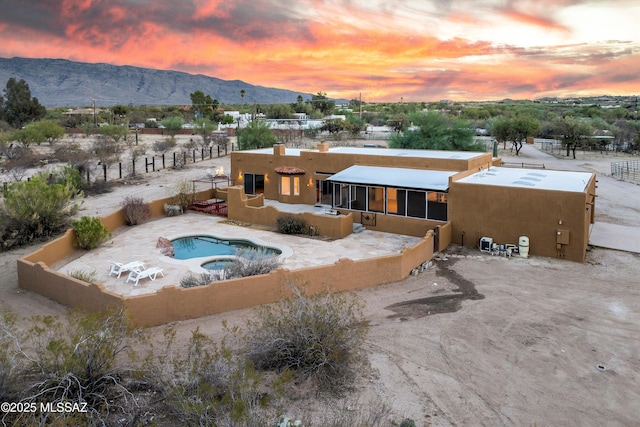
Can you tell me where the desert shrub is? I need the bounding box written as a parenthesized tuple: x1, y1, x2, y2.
(149, 327, 273, 426)
(180, 272, 215, 288)
(152, 137, 177, 153)
(121, 195, 151, 226)
(72, 216, 111, 250)
(0, 171, 80, 250)
(312, 396, 393, 427)
(224, 248, 281, 279)
(276, 215, 307, 235)
(0, 311, 23, 400)
(3, 308, 141, 426)
(244, 285, 368, 392)
(169, 179, 195, 212)
(68, 269, 97, 284)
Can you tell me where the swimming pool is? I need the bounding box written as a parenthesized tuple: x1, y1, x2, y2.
(171, 235, 282, 260)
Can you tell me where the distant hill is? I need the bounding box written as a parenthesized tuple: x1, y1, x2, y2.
(0, 57, 315, 108)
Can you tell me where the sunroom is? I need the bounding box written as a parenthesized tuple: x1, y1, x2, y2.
(326, 165, 456, 222)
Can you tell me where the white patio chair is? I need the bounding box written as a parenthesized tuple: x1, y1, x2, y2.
(125, 267, 164, 286)
(108, 261, 145, 278)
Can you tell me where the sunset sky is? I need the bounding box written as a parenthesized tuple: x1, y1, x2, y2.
(1, 0, 639, 102)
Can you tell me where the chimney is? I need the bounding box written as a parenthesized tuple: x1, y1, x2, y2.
(318, 141, 329, 152)
(273, 143, 285, 156)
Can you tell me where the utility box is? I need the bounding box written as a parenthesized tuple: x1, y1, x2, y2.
(480, 237, 493, 252)
(556, 229, 570, 245)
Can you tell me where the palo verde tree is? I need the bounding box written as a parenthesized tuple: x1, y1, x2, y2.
(0, 78, 46, 129)
(160, 115, 184, 141)
(237, 119, 278, 150)
(389, 111, 484, 151)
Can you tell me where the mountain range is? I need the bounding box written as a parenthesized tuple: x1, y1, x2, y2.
(0, 57, 315, 108)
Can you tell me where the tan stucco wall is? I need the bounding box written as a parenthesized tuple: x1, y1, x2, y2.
(448, 176, 596, 262)
(18, 192, 435, 327)
(226, 186, 354, 238)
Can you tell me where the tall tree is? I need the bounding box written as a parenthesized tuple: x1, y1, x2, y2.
(237, 119, 277, 150)
(160, 116, 185, 140)
(554, 117, 594, 159)
(0, 78, 46, 128)
(310, 92, 335, 116)
(190, 90, 219, 121)
(489, 115, 541, 155)
(389, 111, 483, 151)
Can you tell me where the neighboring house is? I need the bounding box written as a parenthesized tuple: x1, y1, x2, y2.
(230, 142, 596, 262)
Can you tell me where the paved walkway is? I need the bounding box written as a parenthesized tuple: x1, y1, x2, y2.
(590, 222, 640, 254)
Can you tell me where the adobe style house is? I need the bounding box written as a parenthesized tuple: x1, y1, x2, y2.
(230, 142, 597, 262)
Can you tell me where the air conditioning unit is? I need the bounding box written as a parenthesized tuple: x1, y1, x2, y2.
(480, 237, 493, 252)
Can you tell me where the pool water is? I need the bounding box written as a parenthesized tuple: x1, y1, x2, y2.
(201, 259, 235, 270)
(171, 235, 282, 260)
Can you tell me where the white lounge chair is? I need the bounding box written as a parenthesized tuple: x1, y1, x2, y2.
(108, 261, 145, 278)
(125, 267, 164, 286)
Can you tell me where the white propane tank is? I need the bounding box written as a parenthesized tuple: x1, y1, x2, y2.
(519, 236, 530, 258)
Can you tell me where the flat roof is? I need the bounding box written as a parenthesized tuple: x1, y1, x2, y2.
(456, 167, 593, 192)
(326, 165, 457, 192)
(244, 146, 486, 160)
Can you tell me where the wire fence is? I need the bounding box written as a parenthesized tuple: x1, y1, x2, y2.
(611, 160, 640, 183)
(87, 144, 230, 182)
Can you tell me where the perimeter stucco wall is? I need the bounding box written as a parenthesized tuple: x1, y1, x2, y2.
(448, 175, 596, 262)
(18, 191, 434, 327)
(231, 145, 495, 206)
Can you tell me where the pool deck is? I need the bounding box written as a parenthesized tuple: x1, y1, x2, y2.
(57, 212, 422, 297)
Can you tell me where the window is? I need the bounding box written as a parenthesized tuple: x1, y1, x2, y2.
(350, 185, 367, 210)
(427, 192, 448, 221)
(281, 176, 290, 195)
(387, 188, 406, 216)
(243, 173, 264, 195)
(368, 186, 385, 212)
(407, 190, 426, 218)
(293, 176, 300, 196)
(280, 176, 300, 196)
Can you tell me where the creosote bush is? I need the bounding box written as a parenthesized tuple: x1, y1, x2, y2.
(68, 269, 97, 284)
(121, 195, 151, 226)
(244, 284, 369, 392)
(72, 215, 111, 250)
(1, 308, 141, 426)
(276, 215, 307, 235)
(224, 248, 282, 279)
(180, 272, 215, 288)
(169, 179, 195, 212)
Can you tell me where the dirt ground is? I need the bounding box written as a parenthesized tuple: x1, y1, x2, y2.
(1, 137, 639, 426)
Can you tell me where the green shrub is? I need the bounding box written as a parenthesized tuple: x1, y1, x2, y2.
(400, 418, 417, 427)
(71, 216, 111, 250)
(276, 215, 307, 234)
(245, 285, 368, 392)
(121, 195, 151, 226)
(0, 172, 80, 250)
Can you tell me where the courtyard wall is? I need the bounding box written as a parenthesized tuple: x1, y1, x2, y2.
(18, 190, 438, 327)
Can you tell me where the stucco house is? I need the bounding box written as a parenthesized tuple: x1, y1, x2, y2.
(230, 142, 596, 262)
